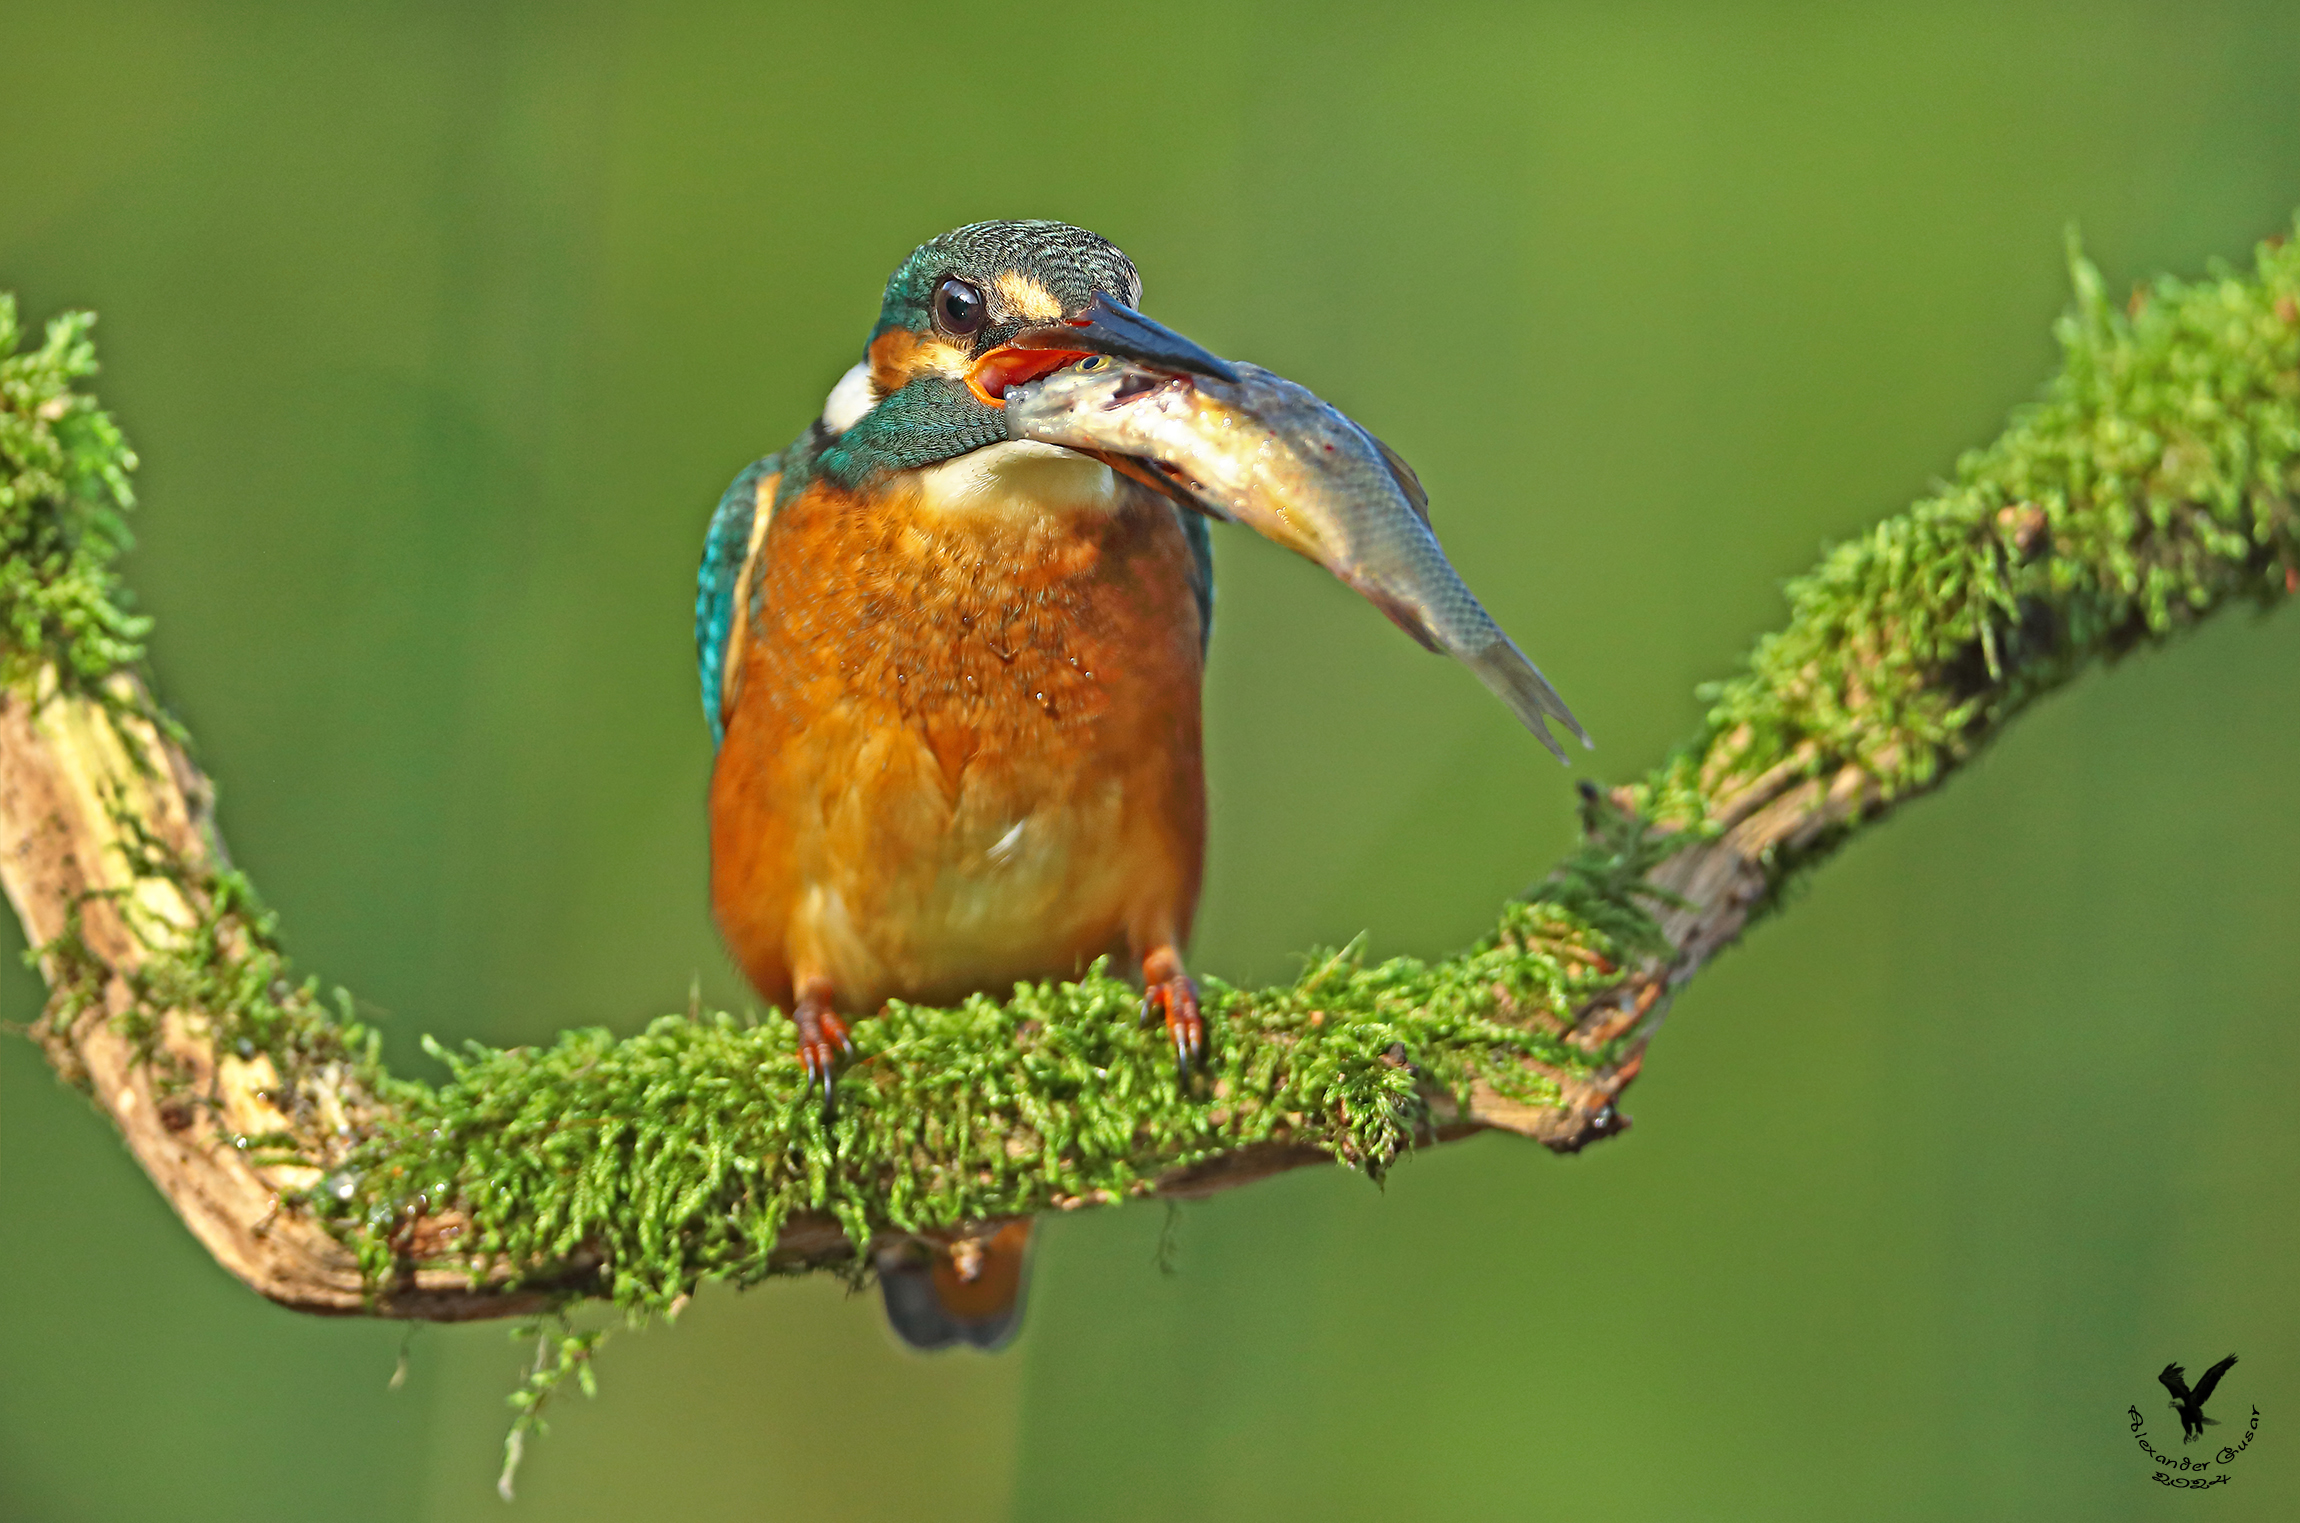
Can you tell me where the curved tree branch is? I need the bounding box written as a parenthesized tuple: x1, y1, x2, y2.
(2, 230, 2295, 1331)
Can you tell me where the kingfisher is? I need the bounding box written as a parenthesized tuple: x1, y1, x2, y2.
(695, 221, 1233, 1349)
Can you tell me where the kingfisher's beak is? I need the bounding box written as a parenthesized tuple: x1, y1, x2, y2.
(967, 293, 1238, 405)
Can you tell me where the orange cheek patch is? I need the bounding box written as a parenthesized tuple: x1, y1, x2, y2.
(869, 329, 969, 395)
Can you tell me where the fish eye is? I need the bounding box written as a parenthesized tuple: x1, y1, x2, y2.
(932, 277, 987, 337)
(1075, 355, 1112, 372)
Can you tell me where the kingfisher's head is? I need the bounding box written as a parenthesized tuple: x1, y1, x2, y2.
(810, 220, 1233, 488)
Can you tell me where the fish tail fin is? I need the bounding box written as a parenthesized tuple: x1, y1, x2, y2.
(876, 1220, 1034, 1353)
(1464, 639, 1591, 764)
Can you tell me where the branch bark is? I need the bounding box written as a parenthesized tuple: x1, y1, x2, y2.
(3, 230, 2296, 1324)
(0, 674, 544, 1316)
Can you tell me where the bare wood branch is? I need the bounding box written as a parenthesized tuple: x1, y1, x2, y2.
(0, 674, 549, 1317)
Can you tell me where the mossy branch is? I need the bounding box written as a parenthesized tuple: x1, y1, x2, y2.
(2, 230, 2296, 1330)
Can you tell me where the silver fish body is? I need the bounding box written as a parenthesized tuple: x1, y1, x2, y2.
(1004, 359, 1588, 760)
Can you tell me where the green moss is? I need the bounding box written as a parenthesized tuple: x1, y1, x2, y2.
(0, 297, 147, 689)
(1641, 226, 2300, 839)
(31, 808, 393, 1161)
(499, 1318, 604, 1501)
(319, 893, 1631, 1310)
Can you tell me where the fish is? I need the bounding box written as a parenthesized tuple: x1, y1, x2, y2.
(1001, 356, 1589, 761)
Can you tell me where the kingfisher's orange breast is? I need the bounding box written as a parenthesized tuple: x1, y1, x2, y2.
(708, 451, 1206, 1013)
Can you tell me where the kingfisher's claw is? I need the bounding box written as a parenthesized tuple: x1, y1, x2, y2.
(794, 1002, 852, 1118)
(1141, 975, 1205, 1078)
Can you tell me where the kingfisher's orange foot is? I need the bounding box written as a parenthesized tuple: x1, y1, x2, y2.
(1141, 974, 1205, 1078)
(793, 994, 852, 1114)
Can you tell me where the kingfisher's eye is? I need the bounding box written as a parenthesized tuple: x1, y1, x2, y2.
(932, 277, 987, 337)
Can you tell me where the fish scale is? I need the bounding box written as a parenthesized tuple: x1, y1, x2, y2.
(1004, 359, 1589, 761)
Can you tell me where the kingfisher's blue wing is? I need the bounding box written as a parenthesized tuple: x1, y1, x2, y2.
(696, 454, 781, 747)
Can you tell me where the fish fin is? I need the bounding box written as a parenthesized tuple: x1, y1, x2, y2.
(1366, 587, 1446, 653)
(1091, 448, 1231, 523)
(1363, 431, 1431, 524)
(1462, 638, 1591, 763)
(876, 1221, 1033, 1353)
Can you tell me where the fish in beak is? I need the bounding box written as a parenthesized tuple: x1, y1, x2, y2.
(1002, 357, 1591, 762)
(967, 292, 1239, 406)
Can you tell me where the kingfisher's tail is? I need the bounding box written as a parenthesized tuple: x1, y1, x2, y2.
(876, 1220, 1033, 1352)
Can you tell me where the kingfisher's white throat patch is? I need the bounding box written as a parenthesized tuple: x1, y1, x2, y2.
(820, 362, 879, 435)
(913, 440, 1122, 519)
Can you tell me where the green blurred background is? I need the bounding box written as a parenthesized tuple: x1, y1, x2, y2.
(5, 2, 2298, 1518)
